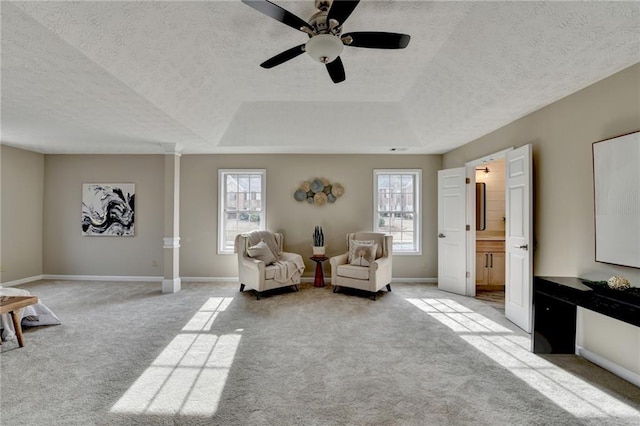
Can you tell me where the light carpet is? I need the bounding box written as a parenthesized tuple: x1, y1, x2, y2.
(1, 280, 639, 425)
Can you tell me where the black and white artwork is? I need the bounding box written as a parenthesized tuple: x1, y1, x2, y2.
(82, 183, 135, 236)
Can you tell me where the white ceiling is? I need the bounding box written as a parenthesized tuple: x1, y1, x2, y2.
(2, 1, 639, 155)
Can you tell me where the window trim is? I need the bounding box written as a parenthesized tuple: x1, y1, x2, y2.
(373, 169, 421, 255)
(218, 169, 266, 254)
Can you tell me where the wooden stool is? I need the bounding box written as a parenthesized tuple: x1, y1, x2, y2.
(0, 295, 38, 347)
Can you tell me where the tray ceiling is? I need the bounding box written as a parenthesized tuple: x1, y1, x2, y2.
(2, 1, 639, 154)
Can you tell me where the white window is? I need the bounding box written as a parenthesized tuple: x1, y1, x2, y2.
(374, 169, 421, 254)
(218, 169, 266, 253)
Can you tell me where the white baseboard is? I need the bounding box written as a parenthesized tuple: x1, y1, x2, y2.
(176, 277, 437, 285)
(186, 277, 319, 284)
(392, 278, 437, 284)
(42, 274, 163, 282)
(4, 275, 438, 286)
(1, 275, 44, 287)
(181, 277, 239, 283)
(576, 345, 640, 387)
(298, 277, 436, 284)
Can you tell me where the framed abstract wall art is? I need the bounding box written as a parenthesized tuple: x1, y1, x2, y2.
(82, 183, 135, 236)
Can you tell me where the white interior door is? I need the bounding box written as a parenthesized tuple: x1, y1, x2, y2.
(438, 168, 467, 295)
(505, 144, 533, 332)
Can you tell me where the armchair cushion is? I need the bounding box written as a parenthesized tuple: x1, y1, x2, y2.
(348, 239, 375, 263)
(236, 231, 305, 299)
(350, 243, 378, 267)
(331, 232, 392, 298)
(247, 239, 277, 265)
(337, 264, 371, 280)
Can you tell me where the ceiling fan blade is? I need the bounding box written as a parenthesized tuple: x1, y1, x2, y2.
(327, 0, 360, 26)
(242, 0, 312, 33)
(260, 44, 306, 69)
(342, 32, 411, 49)
(326, 57, 346, 84)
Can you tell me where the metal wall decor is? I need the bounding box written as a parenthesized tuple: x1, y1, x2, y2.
(294, 178, 344, 205)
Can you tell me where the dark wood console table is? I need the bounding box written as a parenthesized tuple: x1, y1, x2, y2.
(533, 276, 640, 354)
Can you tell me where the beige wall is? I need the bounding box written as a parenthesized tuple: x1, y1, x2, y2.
(43, 155, 165, 277)
(578, 308, 640, 377)
(443, 63, 640, 284)
(35, 153, 440, 280)
(0, 145, 44, 283)
(443, 62, 640, 375)
(180, 154, 441, 279)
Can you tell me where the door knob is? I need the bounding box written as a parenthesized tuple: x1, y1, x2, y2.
(438, 233, 446, 238)
(514, 244, 529, 250)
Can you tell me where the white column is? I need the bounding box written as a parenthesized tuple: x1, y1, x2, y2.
(0, 145, 3, 284)
(163, 145, 181, 293)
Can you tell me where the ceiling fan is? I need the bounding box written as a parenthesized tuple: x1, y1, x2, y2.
(241, 0, 411, 83)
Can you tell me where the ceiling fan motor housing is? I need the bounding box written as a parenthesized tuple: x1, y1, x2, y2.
(308, 10, 341, 36)
(306, 1, 343, 64)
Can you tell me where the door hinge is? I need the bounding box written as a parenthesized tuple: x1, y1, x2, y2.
(466, 224, 470, 231)
(465, 177, 470, 184)
(466, 271, 470, 278)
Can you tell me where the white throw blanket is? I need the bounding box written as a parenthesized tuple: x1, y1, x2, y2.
(273, 252, 305, 284)
(1, 287, 61, 341)
(234, 232, 305, 284)
(244, 230, 282, 259)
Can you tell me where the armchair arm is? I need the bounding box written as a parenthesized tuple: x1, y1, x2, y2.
(371, 255, 391, 271)
(370, 255, 392, 289)
(240, 255, 265, 270)
(330, 253, 349, 286)
(329, 253, 348, 268)
(238, 254, 266, 290)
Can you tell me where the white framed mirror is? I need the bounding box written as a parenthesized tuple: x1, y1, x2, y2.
(476, 182, 486, 231)
(592, 131, 640, 268)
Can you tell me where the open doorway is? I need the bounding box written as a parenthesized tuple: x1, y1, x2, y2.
(474, 158, 506, 312)
(440, 145, 532, 332)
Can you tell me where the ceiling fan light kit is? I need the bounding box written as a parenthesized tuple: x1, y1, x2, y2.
(305, 34, 344, 64)
(242, 0, 411, 83)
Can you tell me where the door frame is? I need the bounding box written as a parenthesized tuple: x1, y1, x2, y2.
(464, 148, 514, 297)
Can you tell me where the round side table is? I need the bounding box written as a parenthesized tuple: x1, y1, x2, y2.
(310, 255, 329, 287)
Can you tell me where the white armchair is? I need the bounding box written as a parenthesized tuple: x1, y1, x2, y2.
(330, 232, 393, 300)
(236, 231, 305, 300)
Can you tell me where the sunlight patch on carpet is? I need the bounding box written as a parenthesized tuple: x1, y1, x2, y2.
(406, 298, 640, 422)
(111, 297, 240, 417)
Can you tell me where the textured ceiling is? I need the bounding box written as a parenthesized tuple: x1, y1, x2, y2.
(1, 1, 639, 154)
